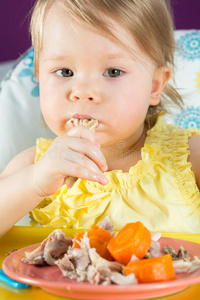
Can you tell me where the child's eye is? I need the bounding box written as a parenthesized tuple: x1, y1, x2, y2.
(56, 69, 74, 77)
(104, 68, 123, 78)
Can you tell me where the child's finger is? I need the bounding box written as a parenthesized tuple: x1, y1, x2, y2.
(67, 126, 96, 143)
(59, 160, 108, 185)
(63, 148, 105, 175)
(67, 126, 104, 166)
(66, 137, 108, 172)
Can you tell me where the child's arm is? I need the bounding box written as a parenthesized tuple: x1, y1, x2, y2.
(1, 147, 36, 178)
(0, 126, 107, 237)
(0, 147, 44, 237)
(188, 135, 200, 189)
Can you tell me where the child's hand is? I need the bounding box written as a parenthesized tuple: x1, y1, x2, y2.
(32, 126, 108, 197)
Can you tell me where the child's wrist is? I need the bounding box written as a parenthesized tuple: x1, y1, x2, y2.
(29, 165, 48, 200)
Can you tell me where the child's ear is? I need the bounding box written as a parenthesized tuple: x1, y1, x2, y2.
(150, 66, 171, 106)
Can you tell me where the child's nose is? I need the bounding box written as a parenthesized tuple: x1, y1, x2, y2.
(69, 82, 101, 103)
(70, 91, 94, 102)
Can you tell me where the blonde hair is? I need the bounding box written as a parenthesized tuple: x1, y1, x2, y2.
(30, 0, 182, 128)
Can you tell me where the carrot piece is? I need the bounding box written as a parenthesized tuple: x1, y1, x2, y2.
(72, 232, 85, 248)
(73, 225, 113, 260)
(107, 221, 151, 265)
(123, 254, 176, 283)
(90, 225, 114, 260)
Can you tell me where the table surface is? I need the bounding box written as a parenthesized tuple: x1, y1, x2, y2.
(0, 226, 200, 300)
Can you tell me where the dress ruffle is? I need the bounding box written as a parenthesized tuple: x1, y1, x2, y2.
(144, 112, 200, 220)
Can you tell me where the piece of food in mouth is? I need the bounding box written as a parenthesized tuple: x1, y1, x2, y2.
(68, 118, 98, 132)
(107, 221, 152, 265)
(123, 254, 176, 283)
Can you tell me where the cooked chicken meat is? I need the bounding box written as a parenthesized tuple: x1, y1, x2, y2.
(22, 229, 73, 265)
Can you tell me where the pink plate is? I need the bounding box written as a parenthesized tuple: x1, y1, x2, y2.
(2, 237, 200, 300)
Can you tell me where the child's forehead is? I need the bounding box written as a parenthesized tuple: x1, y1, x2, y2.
(45, 3, 125, 36)
(43, 3, 143, 59)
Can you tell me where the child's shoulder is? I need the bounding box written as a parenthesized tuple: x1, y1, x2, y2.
(0, 146, 36, 178)
(188, 134, 200, 190)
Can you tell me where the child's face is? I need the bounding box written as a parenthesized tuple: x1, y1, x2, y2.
(38, 4, 160, 148)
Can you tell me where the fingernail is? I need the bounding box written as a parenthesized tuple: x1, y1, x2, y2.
(95, 141, 101, 149)
(101, 164, 108, 172)
(101, 176, 109, 185)
(93, 174, 108, 185)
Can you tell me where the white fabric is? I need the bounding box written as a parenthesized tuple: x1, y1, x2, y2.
(0, 60, 15, 82)
(0, 49, 55, 172)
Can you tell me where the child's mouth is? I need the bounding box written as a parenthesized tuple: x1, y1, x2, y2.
(67, 117, 99, 132)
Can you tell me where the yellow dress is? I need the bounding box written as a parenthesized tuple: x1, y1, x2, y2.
(30, 112, 200, 233)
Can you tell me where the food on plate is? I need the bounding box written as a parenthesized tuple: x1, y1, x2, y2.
(73, 225, 113, 261)
(6, 249, 18, 256)
(123, 254, 175, 283)
(161, 245, 190, 261)
(171, 257, 200, 273)
(22, 229, 73, 265)
(21, 217, 200, 285)
(161, 244, 200, 273)
(107, 221, 151, 264)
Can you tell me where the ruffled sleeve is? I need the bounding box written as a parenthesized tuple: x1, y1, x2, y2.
(31, 175, 112, 228)
(144, 112, 200, 220)
(35, 138, 54, 162)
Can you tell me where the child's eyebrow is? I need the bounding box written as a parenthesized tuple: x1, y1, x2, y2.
(107, 51, 138, 61)
(44, 53, 128, 62)
(42, 53, 134, 65)
(44, 55, 70, 62)
(106, 53, 127, 59)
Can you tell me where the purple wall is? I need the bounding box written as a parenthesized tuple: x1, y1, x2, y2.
(0, 0, 200, 62)
(0, 0, 36, 62)
(172, 0, 200, 30)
